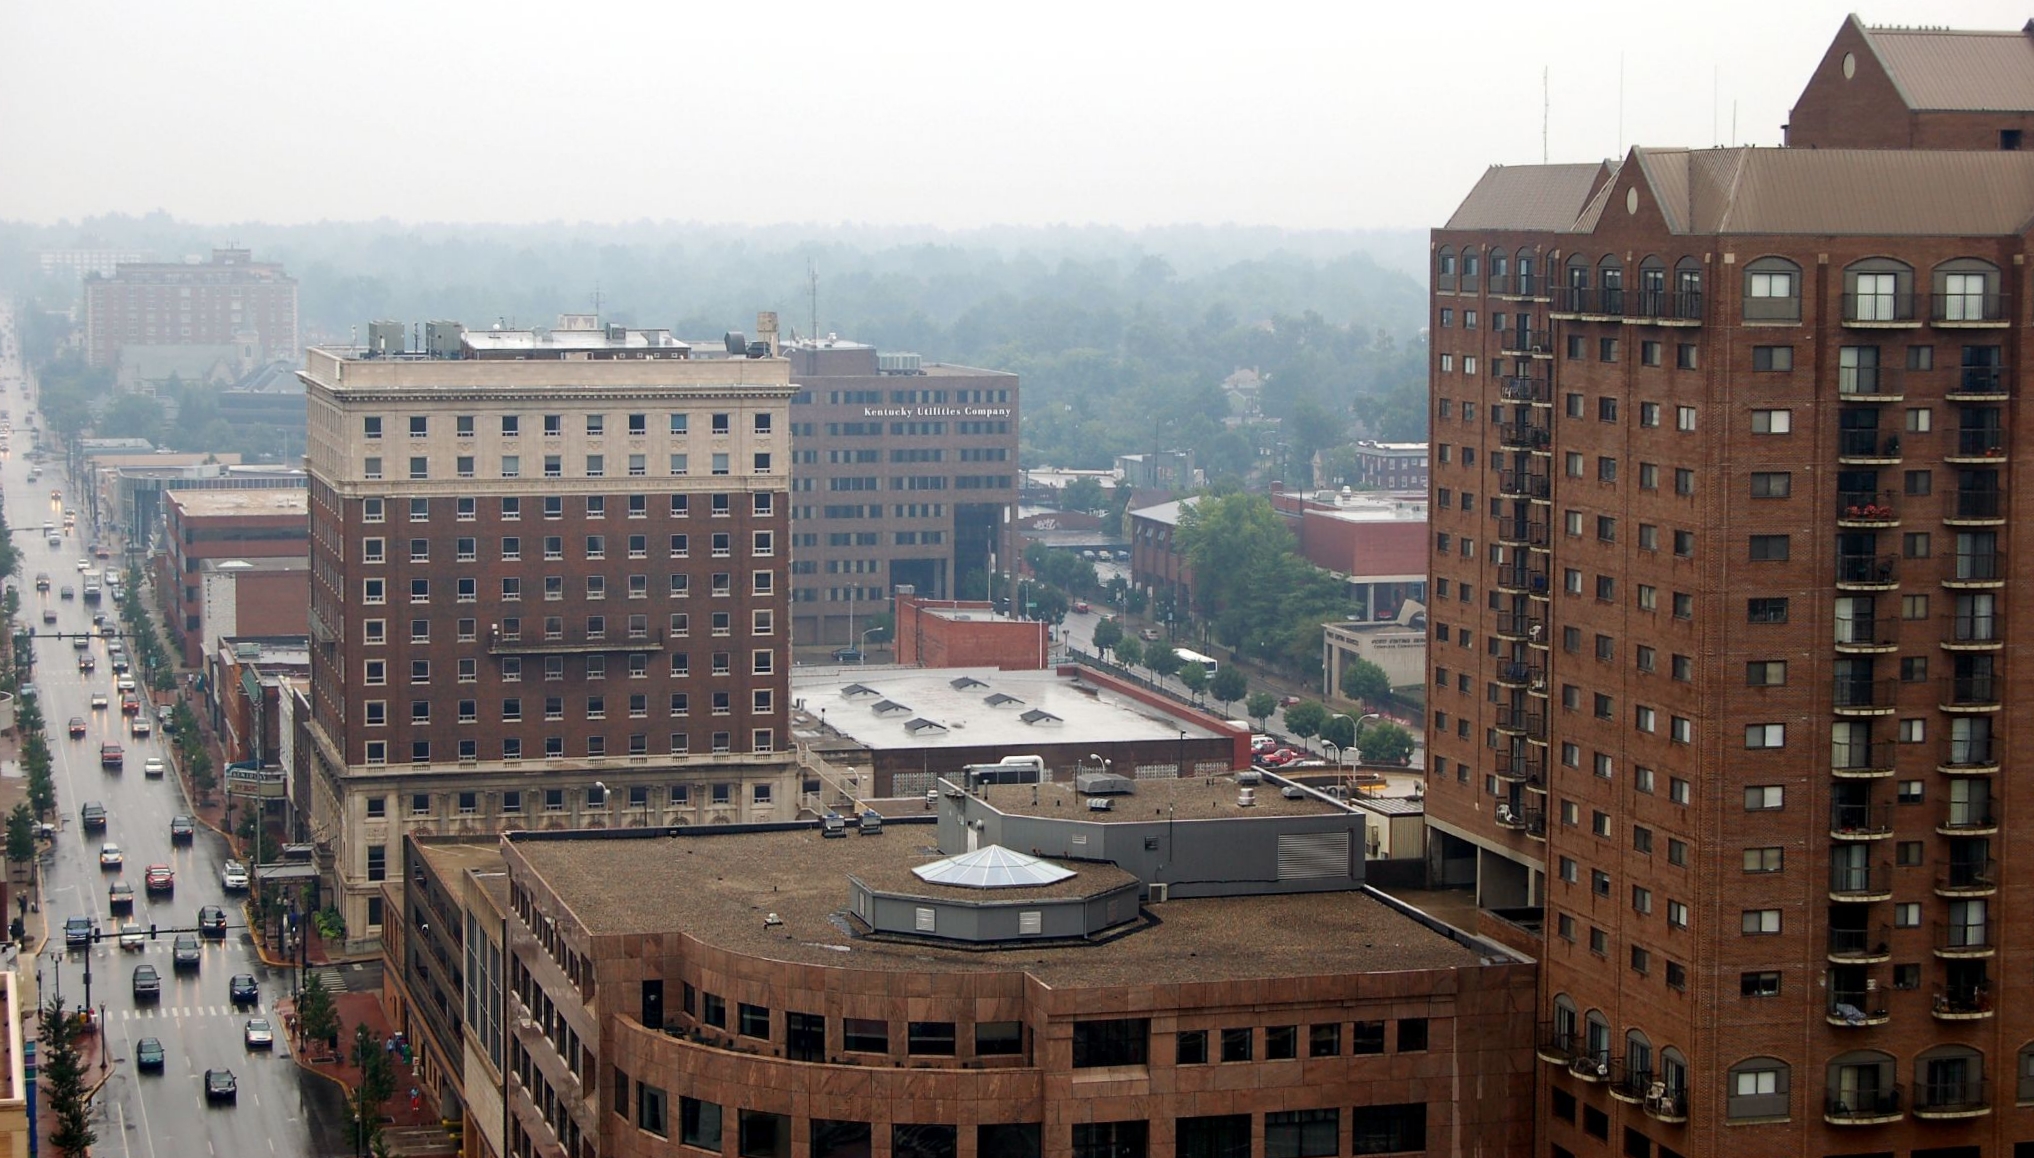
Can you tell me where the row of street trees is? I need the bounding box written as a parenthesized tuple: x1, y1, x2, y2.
(40, 994, 94, 1155)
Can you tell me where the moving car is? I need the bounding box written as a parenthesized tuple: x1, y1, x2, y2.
(66, 716, 85, 738)
(98, 842, 122, 869)
(107, 880, 134, 914)
(120, 922, 145, 950)
(56, 585, 71, 600)
(75, 654, 93, 673)
(242, 1018, 274, 1050)
(220, 861, 249, 891)
(1139, 627, 1162, 641)
(119, 693, 138, 714)
(832, 648, 863, 663)
(135, 1038, 164, 1072)
(89, 692, 107, 710)
(32, 572, 47, 592)
(99, 743, 123, 770)
(169, 815, 194, 842)
(144, 757, 164, 778)
(144, 864, 174, 893)
(79, 802, 106, 830)
(203, 1069, 236, 1104)
(131, 964, 161, 1002)
(64, 916, 92, 947)
(171, 934, 201, 971)
(129, 716, 151, 738)
(229, 974, 258, 1006)
(1073, 599, 1091, 612)
(199, 905, 228, 939)
(39, 608, 54, 624)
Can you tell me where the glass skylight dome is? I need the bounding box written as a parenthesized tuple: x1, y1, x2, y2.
(912, 845, 1076, 889)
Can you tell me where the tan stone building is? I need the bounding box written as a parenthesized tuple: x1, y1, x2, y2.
(302, 316, 803, 948)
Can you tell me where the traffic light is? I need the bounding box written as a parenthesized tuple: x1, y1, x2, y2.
(148, 923, 157, 940)
(91, 929, 101, 944)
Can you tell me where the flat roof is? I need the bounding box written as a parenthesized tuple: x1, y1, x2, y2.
(200, 557, 307, 573)
(984, 772, 1345, 823)
(514, 827, 1485, 984)
(166, 489, 308, 517)
(414, 840, 509, 881)
(793, 666, 1229, 752)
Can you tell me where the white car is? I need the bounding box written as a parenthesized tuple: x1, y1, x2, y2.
(142, 757, 164, 778)
(243, 1018, 274, 1050)
(221, 861, 249, 891)
(89, 692, 108, 710)
(98, 843, 123, 869)
(129, 717, 152, 738)
(115, 676, 135, 694)
(119, 922, 145, 950)
(75, 559, 89, 572)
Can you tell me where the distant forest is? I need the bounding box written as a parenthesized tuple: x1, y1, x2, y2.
(0, 216, 1432, 478)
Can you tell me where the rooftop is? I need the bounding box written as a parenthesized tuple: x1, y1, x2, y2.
(982, 771, 1345, 824)
(166, 489, 308, 518)
(512, 826, 1486, 984)
(1859, 16, 2034, 112)
(794, 666, 1228, 752)
(413, 839, 509, 883)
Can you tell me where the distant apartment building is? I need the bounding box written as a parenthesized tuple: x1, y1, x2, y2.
(156, 488, 310, 665)
(82, 247, 298, 369)
(1341, 441, 1429, 491)
(1117, 450, 1196, 493)
(35, 248, 147, 280)
(301, 316, 802, 945)
(784, 337, 1018, 646)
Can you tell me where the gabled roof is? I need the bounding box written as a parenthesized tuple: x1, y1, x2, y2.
(1634, 146, 2034, 236)
(1442, 162, 1612, 232)
(1860, 17, 2034, 112)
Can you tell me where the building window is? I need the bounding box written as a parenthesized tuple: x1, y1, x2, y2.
(1350, 1104, 1426, 1156)
(1219, 1027, 1252, 1063)
(1726, 1059, 1789, 1119)
(1265, 1110, 1338, 1158)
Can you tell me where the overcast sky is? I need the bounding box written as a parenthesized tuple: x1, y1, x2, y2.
(2, 0, 2027, 231)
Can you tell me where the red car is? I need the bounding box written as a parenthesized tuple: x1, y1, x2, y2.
(67, 716, 86, 738)
(144, 865, 174, 893)
(120, 695, 139, 716)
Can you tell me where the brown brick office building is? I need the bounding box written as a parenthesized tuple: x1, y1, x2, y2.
(784, 338, 1018, 647)
(301, 318, 804, 947)
(82, 247, 298, 369)
(1422, 17, 2034, 1158)
(156, 488, 310, 664)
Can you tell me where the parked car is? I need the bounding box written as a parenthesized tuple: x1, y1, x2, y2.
(1139, 627, 1161, 641)
(1073, 599, 1091, 613)
(203, 1069, 236, 1103)
(832, 648, 863, 663)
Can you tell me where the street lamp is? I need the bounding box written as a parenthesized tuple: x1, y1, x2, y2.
(860, 626, 880, 663)
(1326, 713, 1353, 771)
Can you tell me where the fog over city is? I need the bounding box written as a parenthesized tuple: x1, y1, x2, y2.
(2, 0, 2026, 229)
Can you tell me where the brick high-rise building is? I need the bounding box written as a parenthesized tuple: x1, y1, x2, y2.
(301, 316, 802, 945)
(783, 338, 1017, 646)
(1423, 17, 2034, 1158)
(83, 247, 298, 368)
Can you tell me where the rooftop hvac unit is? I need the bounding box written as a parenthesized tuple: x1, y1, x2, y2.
(1086, 798, 1114, 811)
(1281, 785, 1306, 800)
(878, 352, 923, 374)
(366, 320, 404, 357)
(1148, 883, 1170, 903)
(1236, 770, 1262, 786)
(424, 320, 464, 357)
(724, 331, 747, 355)
(1237, 788, 1256, 808)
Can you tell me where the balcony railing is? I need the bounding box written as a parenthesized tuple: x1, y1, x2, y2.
(1824, 1084, 1902, 1122)
(1495, 609, 1547, 639)
(1500, 376, 1549, 404)
(1842, 292, 1918, 324)
(1552, 286, 1594, 314)
(1494, 562, 1550, 595)
(487, 627, 666, 655)
(1496, 803, 1546, 835)
(1914, 1078, 1989, 1116)
(1949, 491, 2004, 520)
(1831, 801, 1894, 838)
(1937, 858, 1997, 894)
(1832, 677, 1899, 713)
(1493, 749, 1544, 785)
(1628, 288, 1703, 322)
(1835, 553, 1897, 587)
(1944, 675, 2001, 709)
(1828, 862, 1892, 899)
(1953, 428, 2007, 458)
(1495, 660, 1545, 688)
(1534, 1022, 1579, 1065)
(1930, 987, 1993, 1020)
(1832, 740, 1896, 777)
(1950, 366, 2008, 397)
(1837, 365, 1903, 398)
(1942, 740, 1996, 771)
(1499, 329, 1552, 355)
(1609, 1062, 1652, 1103)
(1643, 1084, 1689, 1123)
(1837, 491, 1898, 524)
(1936, 922, 1992, 956)
(1948, 614, 2001, 644)
(1827, 925, 1891, 962)
(1497, 467, 1550, 498)
(1827, 991, 1892, 1027)
(1833, 618, 1896, 651)
(1932, 293, 2009, 324)
(1496, 519, 1549, 547)
(1495, 706, 1545, 736)
(1497, 417, 1552, 450)
(1948, 551, 2001, 584)
(1837, 431, 1901, 460)
(1938, 801, 1996, 832)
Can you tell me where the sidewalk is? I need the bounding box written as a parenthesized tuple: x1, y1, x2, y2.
(275, 987, 457, 1156)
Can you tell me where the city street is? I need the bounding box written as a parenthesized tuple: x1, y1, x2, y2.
(3, 311, 355, 1155)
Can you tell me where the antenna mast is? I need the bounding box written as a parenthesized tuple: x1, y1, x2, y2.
(1542, 67, 1549, 163)
(591, 281, 605, 316)
(807, 259, 819, 341)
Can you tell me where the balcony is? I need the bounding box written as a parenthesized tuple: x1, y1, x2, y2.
(1935, 922, 1993, 958)
(1494, 660, 1545, 690)
(1938, 743, 1998, 776)
(1494, 705, 1545, 737)
(1936, 859, 1997, 897)
(1837, 365, 1904, 402)
(1824, 1085, 1903, 1124)
(1643, 1085, 1690, 1124)
(1832, 741, 1896, 778)
(1914, 1078, 1991, 1117)
(1500, 376, 1550, 404)
(1497, 416, 1552, 450)
(1608, 1062, 1650, 1103)
(1836, 431, 1902, 463)
(1947, 366, 2008, 399)
(1490, 273, 1543, 300)
(1495, 518, 1549, 547)
(1932, 292, 2010, 326)
(1837, 491, 1899, 527)
(1944, 614, 2001, 649)
(1493, 749, 1545, 787)
(1842, 292, 1919, 326)
(1835, 553, 1898, 590)
(1937, 801, 1997, 836)
(1945, 490, 2005, 524)
(1569, 1052, 1611, 1082)
(1827, 925, 1892, 964)
(1627, 288, 1703, 324)
(1829, 862, 1893, 902)
(1945, 551, 2002, 588)
(1832, 677, 1899, 716)
(1550, 286, 1598, 316)
(1834, 618, 1898, 654)
(1946, 428, 2007, 463)
(1498, 328, 1552, 357)
(1929, 989, 1994, 1024)
(1941, 675, 2001, 712)
(1497, 467, 1551, 499)
(1494, 561, 1550, 597)
(1534, 1022, 1579, 1066)
(487, 627, 665, 655)
(1494, 608, 1547, 641)
(1826, 990, 1892, 1029)
(1830, 802, 1894, 840)
(1495, 802, 1545, 836)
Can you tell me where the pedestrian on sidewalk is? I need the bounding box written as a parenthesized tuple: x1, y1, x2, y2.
(409, 1087, 421, 1113)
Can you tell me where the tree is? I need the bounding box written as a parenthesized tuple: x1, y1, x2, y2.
(297, 971, 340, 1050)
(1145, 645, 1182, 683)
(1178, 663, 1208, 702)
(1091, 617, 1123, 657)
(1061, 476, 1106, 513)
(1283, 700, 1328, 746)
(1210, 667, 1247, 711)
(1343, 658, 1392, 706)
(6, 802, 35, 868)
(1357, 720, 1416, 766)
(350, 1022, 399, 1153)
(1319, 713, 1357, 754)
(1112, 637, 1141, 672)
(1244, 691, 1277, 728)
(41, 993, 94, 1157)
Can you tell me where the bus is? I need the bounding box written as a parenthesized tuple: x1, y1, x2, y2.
(1173, 647, 1219, 677)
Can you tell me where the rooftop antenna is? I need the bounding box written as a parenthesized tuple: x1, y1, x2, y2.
(1712, 66, 1719, 147)
(591, 282, 605, 317)
(807, 259, 819, 344)
(1541, 67, 1549, 164)
(1732, 100, 1738, 147)
(1617, 52, 1625, 156)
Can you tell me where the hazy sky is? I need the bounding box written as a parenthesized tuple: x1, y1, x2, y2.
(3, 0, 2028, 231)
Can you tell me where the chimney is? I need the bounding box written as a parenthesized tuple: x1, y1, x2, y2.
(756, 311, 779, 356)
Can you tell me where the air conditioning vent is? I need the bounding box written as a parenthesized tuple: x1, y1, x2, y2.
(1148, 883, 1170, 904)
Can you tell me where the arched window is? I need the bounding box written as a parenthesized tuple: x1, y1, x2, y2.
(1515, 249, 1538, 296)
(1843, 257, 1915, 323)
(1727, 1056, 1790, 1120)
(1598, 257, 1626, 314)
(1461, 247, 1482, 289)
(1916, 1045, 1984, 1114)
(1743, 256, 1802, 323)
(1826, 1050, 1897, 1121)
(1582, 1010, 1611, 1071)
(1635, 257, 1667, 316)
(1550, 995, 1578, 1053)
(1561, 255, 1591, 312)
(1933, 258, 2003, 323)
(1623, 1030, 1653, 1096)
(1654, 1048, 1689, 1119)
(2016, 1042, 2034, 1103)
(1673, 257, 1704, 319)
(1436, 247, 1457, 288)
